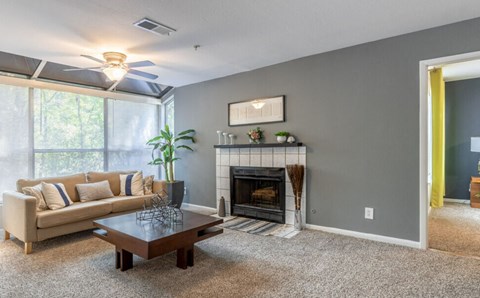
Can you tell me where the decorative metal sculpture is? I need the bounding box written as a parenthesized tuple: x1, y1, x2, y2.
(136, 190, 183, 224)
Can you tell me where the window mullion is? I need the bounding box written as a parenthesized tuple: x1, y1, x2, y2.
(104, 98, 108, 172)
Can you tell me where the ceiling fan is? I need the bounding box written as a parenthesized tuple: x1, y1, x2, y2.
(63, 52, 158, 81)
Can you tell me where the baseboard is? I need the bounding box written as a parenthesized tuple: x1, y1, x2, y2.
(305, 224, 421, 249)
(182, 203, 217, 213)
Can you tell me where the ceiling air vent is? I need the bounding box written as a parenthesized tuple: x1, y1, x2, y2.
(133, 18, 176, 36)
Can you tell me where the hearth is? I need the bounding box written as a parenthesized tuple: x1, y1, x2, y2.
(230, 166, 285, 223)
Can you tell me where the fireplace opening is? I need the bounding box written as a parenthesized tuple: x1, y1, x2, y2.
(230, 166, 285, 223)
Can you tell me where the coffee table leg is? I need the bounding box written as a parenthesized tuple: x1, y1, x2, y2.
(120, 249, 133, 271)
(115, 248, 121, 269)
(187, 245, 194, 267)
(177, 244, 194, 269)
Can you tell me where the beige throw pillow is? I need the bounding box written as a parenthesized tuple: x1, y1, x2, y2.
(143, 175, 154, 195)
(22, 184, 48, 212)
(76, 180, 114, 202)
(120, 171, 144, 196)
(41, 182, 73, 210)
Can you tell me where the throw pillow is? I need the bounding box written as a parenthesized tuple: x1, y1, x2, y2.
(120, 171, 144, 196)
(22, 184, 48, 212)
(143, 175, 154, 195)
(76, 180, 114, 202)
(41, 182, 74, 210)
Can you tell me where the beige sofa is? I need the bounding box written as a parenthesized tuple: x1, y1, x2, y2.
(2, 171, 166, 254)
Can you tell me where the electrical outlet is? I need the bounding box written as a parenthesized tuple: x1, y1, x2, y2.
(365, 207, 374, 220)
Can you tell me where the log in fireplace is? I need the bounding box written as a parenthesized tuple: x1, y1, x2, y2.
(230, 166, 285, 223)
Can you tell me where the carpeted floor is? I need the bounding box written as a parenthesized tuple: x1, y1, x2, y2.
(2, 226, 480, 297)
(429, 202, 480, 258)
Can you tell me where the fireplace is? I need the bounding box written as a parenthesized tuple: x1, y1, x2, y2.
(230, 166, 285, 223)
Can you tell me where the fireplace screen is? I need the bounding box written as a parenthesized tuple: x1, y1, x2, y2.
(230, 167, 285, 223)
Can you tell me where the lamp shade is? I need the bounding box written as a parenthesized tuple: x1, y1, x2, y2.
(103, 65, 127, 81)
(471, 137, 480, 152)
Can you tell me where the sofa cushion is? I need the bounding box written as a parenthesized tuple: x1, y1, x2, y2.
(120, 172, 144, 196)
(76, 180, 114, 202)
(17, 173, 86, 202)
(42, 182, 74, 210)
(37, 200, 113, 229)
(143, 175, 154, 195)
(86, 171, 135, 196)
(22, 184, 48, 211)
(102, 195, 154, 213)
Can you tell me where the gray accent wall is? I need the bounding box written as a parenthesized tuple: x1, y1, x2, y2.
(445, 78, 480, 200)
(174, 18, 480, 242)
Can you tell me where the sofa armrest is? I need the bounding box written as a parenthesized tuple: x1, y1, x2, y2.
(152, 180, 167, 194)
(2, 191, 37, 242)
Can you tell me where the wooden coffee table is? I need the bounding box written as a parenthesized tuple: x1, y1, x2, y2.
(93, 210, 223, 271)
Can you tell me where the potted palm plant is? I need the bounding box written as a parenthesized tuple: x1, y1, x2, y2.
(146, 124, 195, 208)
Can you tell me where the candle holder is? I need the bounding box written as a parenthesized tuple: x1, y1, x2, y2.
(223, 132, 228, 145)
(216, 131, 223, 145)
(229, 134, 235, 145)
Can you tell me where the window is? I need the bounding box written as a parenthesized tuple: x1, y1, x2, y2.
(33, 89, 104, 177)
(164, 97, 174, 132)
(0, 84, 29, 196)
(107, 99, 159, 176)
(0, 84, 161, 201)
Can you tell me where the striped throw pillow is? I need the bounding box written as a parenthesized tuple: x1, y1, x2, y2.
(120, 172, 144, 196)
(41, 182, 74, 210)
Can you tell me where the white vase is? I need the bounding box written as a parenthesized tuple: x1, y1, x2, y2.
(287, 136, 296, 143)
(277, 136, 287, 143)
(294, 209, 302, 231)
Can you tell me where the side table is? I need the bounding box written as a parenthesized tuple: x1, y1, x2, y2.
(470, 176, 480, 208)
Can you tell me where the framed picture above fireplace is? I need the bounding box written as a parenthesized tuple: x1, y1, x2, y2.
(228, 95, 285, 126)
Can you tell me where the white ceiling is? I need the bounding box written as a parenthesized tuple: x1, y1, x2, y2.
(2, 0, 480, 87)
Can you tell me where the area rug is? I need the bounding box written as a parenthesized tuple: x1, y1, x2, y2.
(219, 216, 299, 238)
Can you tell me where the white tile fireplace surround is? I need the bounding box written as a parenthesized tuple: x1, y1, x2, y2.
(215, 145, 306, 226)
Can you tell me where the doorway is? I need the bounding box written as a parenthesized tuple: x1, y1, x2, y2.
(420, 51, 480, 256)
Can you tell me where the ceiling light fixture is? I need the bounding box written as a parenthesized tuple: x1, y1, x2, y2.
(251, 100, 266, 109)
(103, 64, 128, 81)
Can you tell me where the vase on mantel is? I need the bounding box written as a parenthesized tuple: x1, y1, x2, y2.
(294, 209, 302, 231)
(249, 138, 261, 144)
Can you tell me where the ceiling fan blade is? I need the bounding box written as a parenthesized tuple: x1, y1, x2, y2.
(63, 67, 102, 72)
(128, 69, 158, 80)
(126, 60, 155, 68)
(80, 54, 105, 64)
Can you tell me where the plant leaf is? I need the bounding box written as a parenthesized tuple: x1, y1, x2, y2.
(176, 145, 193, 151)
(174, 136, 195, 143)
(178, 129, 195, 136)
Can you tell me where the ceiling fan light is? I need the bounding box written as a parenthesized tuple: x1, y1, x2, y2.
(251, 100, 266, 109)
(103, 65, 128, 81)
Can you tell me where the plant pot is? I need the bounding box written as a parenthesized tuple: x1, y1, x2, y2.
(166, 180, 185, 208)
(276, 136, 287, 143)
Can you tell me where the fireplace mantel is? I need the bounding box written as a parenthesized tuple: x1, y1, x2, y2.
(214, 142, 304, 148)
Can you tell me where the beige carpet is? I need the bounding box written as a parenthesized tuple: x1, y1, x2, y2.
(429, 202, 480, 258)
(2, 227, 480, 297)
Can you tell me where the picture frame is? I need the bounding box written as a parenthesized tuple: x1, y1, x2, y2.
(228, 95, 285, 126)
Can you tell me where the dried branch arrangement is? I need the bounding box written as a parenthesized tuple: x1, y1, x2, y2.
(286, 164, 305, 210)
